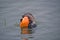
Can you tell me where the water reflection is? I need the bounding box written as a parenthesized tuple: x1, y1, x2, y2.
(21, 28, 34, 40)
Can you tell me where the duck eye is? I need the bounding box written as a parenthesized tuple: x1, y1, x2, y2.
(20, 19, 22, 22)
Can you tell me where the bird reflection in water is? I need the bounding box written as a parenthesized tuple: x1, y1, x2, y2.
(21, 28, 33, 40)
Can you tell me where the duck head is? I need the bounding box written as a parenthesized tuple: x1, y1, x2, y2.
(20, 16, 30, 28)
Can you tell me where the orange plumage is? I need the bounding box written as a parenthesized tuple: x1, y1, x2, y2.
(20, 16, 29, 29)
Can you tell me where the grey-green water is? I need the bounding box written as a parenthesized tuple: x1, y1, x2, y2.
(0, 0, 60, 40)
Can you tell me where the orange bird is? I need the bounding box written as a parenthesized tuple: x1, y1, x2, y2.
(19, 12, 37, 34)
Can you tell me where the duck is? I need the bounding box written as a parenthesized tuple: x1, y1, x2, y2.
(19, 12, 37, 34)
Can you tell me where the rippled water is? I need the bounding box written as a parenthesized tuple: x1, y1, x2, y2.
(0, 0, 60, 40)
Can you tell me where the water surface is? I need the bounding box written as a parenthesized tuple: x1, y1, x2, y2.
(0, 0, 60, 40)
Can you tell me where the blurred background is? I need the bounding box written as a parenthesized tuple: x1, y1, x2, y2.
(0, 0, 60, 40)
